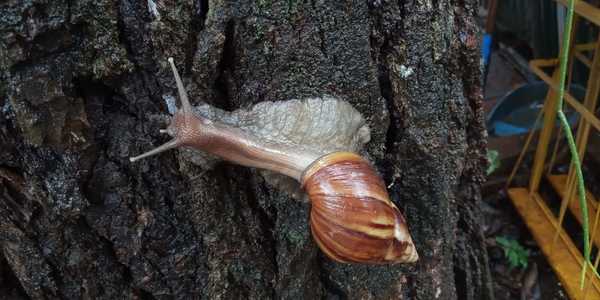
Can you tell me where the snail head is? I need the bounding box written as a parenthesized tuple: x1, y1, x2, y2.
(129, 57, 204, 162)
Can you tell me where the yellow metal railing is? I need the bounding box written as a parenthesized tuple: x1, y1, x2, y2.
(507, 1, 600, 299)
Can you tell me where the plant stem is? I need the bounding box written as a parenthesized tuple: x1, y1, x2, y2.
(556, 0, 590, 289)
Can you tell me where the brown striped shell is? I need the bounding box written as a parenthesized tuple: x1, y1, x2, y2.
(301, 152, 418, 264)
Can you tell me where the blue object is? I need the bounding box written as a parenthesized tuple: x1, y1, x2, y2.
(493, 121, 530, 136)
(487, 82, 584, 137)
(482, 34, 493, 66)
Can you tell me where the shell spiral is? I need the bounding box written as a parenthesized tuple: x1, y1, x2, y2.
(301, 152, 418, 264)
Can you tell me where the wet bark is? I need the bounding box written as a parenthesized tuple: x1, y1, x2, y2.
(0, 0, 491, 299)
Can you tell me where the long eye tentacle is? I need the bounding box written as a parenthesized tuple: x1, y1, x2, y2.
(168, 57, 192, 116)
(129, 57, 190, 163)
(129, 138, 180, 162)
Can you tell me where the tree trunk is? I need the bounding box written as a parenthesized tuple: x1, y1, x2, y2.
(0, 0, 491, 299)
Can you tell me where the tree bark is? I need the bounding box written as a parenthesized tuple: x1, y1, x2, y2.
(0, 0, 492, 299)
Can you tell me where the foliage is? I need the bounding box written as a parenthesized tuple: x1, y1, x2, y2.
(486, 149, 500, 175)
(496, 236, 530, 269)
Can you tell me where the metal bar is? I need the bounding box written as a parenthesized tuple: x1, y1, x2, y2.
(556, 0, 600, 27)
(485, 0, 499, 34)
(528, 67, 561, 193)
(548, 175, 600, 246)
(572, 32, 600, 249)
(508, 188, 600, 299)
(575, 42, 597, 68)
(530, 61, 600, 132)
(554, 33, 600, 255)
(576, 51, 593, 68)
(505, 108, 545, 189)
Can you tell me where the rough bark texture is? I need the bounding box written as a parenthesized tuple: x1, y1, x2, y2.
(0, 0, 491, 299)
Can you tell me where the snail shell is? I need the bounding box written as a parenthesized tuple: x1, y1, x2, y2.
(302, 152, 418, 263)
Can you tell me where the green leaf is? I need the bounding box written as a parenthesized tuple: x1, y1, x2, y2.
(495, 236, 530, 269)
(486, 150, 500, 175)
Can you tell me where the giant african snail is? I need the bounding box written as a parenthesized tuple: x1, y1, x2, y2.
(130, 58, 419, 264)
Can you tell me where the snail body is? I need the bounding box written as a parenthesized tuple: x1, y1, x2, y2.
(130, 58, 418, 264)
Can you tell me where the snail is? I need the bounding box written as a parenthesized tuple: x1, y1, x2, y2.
(130, 58, 418, 264)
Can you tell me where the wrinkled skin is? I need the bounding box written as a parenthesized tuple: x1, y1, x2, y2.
(180, 96, 370, 199)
